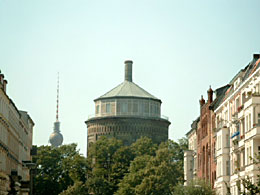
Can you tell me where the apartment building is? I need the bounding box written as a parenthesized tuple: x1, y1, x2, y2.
(0, 72, 34, 195)
(214, 54, 260, 195)
(185, 54, 260, 194)
(184, 117, 199, 185)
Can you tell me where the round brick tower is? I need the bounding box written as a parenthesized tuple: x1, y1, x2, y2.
(86, 60, 170, 149)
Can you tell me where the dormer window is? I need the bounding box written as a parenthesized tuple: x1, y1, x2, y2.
(234, 78, 241, 90)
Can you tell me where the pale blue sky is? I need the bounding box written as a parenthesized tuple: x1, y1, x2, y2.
(0, 0, 259, 155)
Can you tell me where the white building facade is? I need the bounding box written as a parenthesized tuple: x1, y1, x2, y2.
(185, 54, 260, 194)
(214, 54, 260, 195)
(184, 118, 199, 185)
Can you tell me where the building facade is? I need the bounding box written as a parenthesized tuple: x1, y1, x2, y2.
(0, 72, 34, 194)
(214, 54, 260, 195)
(86, 60, 170, 151)
(184, 117, 199, 185)
(184, 54, 260, 194)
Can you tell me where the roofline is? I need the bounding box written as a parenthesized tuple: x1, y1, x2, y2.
(215, 65, 260, 113)
(94, 96, 162, 103)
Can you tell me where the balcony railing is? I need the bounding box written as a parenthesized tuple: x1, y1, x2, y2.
(88, 113, 169, 121)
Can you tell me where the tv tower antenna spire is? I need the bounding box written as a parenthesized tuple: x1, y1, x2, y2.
(56, 72, 59, 122)
(49, 72, 63, 147)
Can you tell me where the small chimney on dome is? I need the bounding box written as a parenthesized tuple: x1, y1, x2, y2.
(124, 60, 133, 82)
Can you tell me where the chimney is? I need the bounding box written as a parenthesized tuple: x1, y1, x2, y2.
(3, 80, 7, 93)
(199, 95, 205, 107)
(124, 60, 133, 82)
(253, 54, 260, 60)
(207, 86, 213, 103)
(0, 74, 4, 85)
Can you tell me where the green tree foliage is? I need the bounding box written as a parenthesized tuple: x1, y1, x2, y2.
(116, 139, 187, 195)
(32, 144, 87, 195)
(86, 137, 124, 195)
(130, 136, 158, 157)
(86, 136, 161, 195)
(33, 137, 188, 195)
(59, 181, 89, 195)
(173, 179, 216, 195)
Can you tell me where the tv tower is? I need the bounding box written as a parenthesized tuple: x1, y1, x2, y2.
(49, 73, 63, 147)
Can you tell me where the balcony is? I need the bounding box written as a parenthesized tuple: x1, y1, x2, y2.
(245, 125, 260, 140)
(244, 94, 260, 109)
(215, 121, 228, 132)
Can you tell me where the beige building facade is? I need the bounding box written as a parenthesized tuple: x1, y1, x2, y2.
(0, 72, 34, 195)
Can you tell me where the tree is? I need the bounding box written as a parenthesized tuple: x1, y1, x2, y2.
(86, 136, 160, 195)
(173, 179, 216, 195)
(59, 181, 89, 195)
(86, 137, 124, 195)
(32, 144, 87, 195)
(130, 136, 158, 157)
(116, 139, 188, 195)
(115, 155, 152, 195)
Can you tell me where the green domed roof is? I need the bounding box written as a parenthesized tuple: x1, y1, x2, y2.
(95, 80, 160, 101)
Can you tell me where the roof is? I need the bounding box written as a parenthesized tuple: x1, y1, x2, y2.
(95, 81, 160, 102)
(211, 54, 260, 111)
(186, 117, 200, 136)
(210, 84, 231, 111)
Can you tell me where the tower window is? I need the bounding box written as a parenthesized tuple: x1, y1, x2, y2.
(122, 102, 127, 113)
(106, 103, 111, 113)
(133, 102, 138, 113)
(96, 105, 100, 114)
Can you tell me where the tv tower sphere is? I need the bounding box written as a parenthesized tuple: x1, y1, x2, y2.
(49, 122, 63, 147)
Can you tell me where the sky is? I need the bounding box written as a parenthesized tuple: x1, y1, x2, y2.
(0, 0, 260, 155)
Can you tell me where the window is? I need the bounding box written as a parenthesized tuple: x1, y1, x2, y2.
(225, 111, 228, 121)
(133, 102, 138, 113)
(96, 105, 100, 114)
(245, 116, 248, 132)
(241, 118, 245, 135)
(249, 113, 251, 130)
(249, 146, 252, 164)
(236, 98, 240, 111)
(150, 104, 154, 114)
(122, 102, 127, 113)
(247, 147, 252, 165)
(242, 92, 246, 104)
(117, 102, 121, 112)
(144, 102, 149, 113)
(258, 113, 260, 125)
(106, 103, 111, 113)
